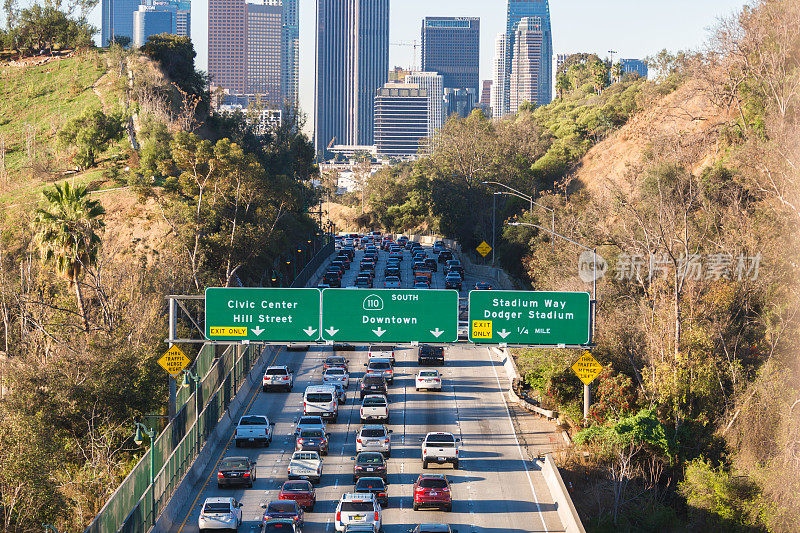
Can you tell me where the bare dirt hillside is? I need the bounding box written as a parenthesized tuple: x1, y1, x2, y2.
(573, 81, 734, 202)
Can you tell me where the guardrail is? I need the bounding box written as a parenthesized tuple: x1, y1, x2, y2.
(542, 454, 586, 533)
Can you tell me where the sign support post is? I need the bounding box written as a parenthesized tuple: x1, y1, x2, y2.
(584, 383, 590, 419)
(168, 297, 176, 421)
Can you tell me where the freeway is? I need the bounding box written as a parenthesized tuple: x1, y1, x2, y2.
(168, 242, 565, 532)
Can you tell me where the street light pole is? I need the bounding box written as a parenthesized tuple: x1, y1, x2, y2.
(482, 181, 555, 235)
(507, 221, 598, 419)
(492, 192, 497, 266)
(133, 421, 157, 526)
(181, 370, 201, 455)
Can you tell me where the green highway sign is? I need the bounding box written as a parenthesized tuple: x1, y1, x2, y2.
(321, 289, 459, 343)
(205, 288, 321, 342)
(468, 291, 591, 345)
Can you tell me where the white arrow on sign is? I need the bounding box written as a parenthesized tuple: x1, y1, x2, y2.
(325, 327, 339, 337)
(303, 327, 318, 337)
(251, 326, 265, 336)
(373, 327, 387, 337)
(497, 329, 511, 339)
(430, 328, 445, 338)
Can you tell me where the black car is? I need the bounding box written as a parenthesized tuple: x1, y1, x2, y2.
(331, 259, 348, 271)
(323, 274, 342, 287)
(355, 277, 373, 288)
(261, 500, 303, 526)
(355, 476, 389, 507)
(445, 260, 464, 277)
(353, 452, 387, 482)
(438, 250, 453, 264)
(360, 375, 388, 399)
(217, 456, 257, 488)
(418, 346, 444, 365)
(296, 428, 329, 455)
(324, 356, 348, 371)
(425, 258, 438, 272)
(385, 268, 401, 280)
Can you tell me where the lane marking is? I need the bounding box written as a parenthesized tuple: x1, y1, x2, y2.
(489, 347, 549, 532)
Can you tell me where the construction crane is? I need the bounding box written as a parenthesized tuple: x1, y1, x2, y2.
(390, 40, 419, 72)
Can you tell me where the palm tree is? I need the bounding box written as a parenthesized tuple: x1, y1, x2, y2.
(556, 73, 572, 101)
(33, 182, 105, 331)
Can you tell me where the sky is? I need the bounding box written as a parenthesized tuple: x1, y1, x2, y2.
(6, 0, 750, 133)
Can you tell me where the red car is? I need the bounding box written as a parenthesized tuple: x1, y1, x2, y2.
(413, 474, 452, 511)
(278, 480, 316, 511)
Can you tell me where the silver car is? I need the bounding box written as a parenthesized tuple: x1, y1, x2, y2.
(295, 416, 327, 436)
(356, 425, 392, 457)
(323, 367, 350, 388)
(334, 493, 381, 532)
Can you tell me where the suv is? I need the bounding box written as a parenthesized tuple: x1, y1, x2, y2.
(438, 250, 453, 264)
(353, 452, 387, 482)
(360, 375, 388, 399)
(418, 346, 444, 365)
(334, 493, 382, 533)
(356, 425, 392, 457)
(263, 366, 293, 391)
(413, 474, 452, 512)
(445, 273, 462, 291)
(365, 358, 394, 383)
(421, 432, 460, 469)
(198, 497, 242, 532)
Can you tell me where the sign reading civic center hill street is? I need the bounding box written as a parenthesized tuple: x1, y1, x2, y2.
(468, 290, 591, 346)
(205, 288, 321, 342)
(321, 289, 459, 343)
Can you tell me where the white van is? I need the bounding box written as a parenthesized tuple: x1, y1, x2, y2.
(304, 385, 338, 422)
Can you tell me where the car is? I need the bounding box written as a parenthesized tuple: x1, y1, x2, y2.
(334, 493, 382, 533)
(356, 425, 392, 457)
(263, 366, 294, 391)
(416, 369, 442, 391)
(217, 456, 257, 488)
(411, 525, 459, 533)
(323, 367, 350, 388)
(328, 264, 345, 276)
(234, 415, 273, 447)
(445, 274, 462, 291)
(445, 260, 464, 277)
(323, 274, 342, 287)
(360, 374, 388, 399)
(383, 276, 401, 288)
(295, 416, 326, 436)
(414, 282, 429, 289)
(385, 268, 401, 281)
(331, 259, 348, 271)
(324, 356, 349, 372)
(332, 382, 348, 404)
(438, 250, 453, 264)
(261, 500, 303, 527)
(424, 258, 438, 272)
(355, 477, 389, 507)
(432, 241, 445, 254)
(360, 394, 389, 423)
(278, 480, 316, 511)
(457, 321, 468, 340)
(296, 428, 329, 455)
(368, 346, 395, 365)
(355, 277, 374, 288)
(198, 497, 242, 532)
(418, 346, 444, 365)
(388, 250, 403, 261)
(421, 432, 460, 469)
(288, 451, 323, 483)
(413, 474, 452, 512)
(353, 452, 388, 482)
(286, 343, 309, 352)
(261, 519, 302, 533)
(365, 358, 393, 382)
(413, 260, 427, 272)
(474, 282, 492, 290)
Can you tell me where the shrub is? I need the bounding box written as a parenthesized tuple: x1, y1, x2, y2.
(58, 109, 124, 170)
(588, 366, 638, 425)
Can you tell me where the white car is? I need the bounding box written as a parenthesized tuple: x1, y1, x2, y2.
(415, 369, 442, 391)
(263, 366, 293, 391)
(356, 425, 392, 457)
(323, 367, 350, 388)
(198, 497, 242, 531)
(334, 493, 382, 532)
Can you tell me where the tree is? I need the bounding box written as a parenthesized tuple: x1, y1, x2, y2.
(58, 109, 124, 170)
(140, 34, 206, 98)
(14, 3, 95, 54)
(32, 182, 105, 331)
(555, 72, 571, 100)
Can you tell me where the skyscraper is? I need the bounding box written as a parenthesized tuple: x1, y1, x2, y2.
(620, 59, 648, 79)
(132, 0, 190, 48)
(208, 0, 246, 93)
(314, 0, 390, 160)
(491, 32, 506, 118)
(510, 17, 546, 112)
(504, 0, 552, 114)
(481, 80, 492, 108)
(405, 71, 445, 136)
(102, 0, 142, 45)
(420, 17, 480, 94)
(281, 0, 300, 105)
(374, 83, 429, 157)
(245, 3, 283, 105)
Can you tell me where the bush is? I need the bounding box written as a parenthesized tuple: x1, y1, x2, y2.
(588, 366, 638, 425)
(58, 109, 125, 170)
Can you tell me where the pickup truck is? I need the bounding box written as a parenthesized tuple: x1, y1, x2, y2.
(234, 415, 274, 448)
(288, 451, 323, 484)
(421, 432, 460, 469)
(368, 346, 395, 365)
(360, 394, 389, 423)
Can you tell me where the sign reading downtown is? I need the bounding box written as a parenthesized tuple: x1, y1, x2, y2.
(205, 288, 321, 342)
(321, 289, 459, 343)
(468, 290, 591, 346)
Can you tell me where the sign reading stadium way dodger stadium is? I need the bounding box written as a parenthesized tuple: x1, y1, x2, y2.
(205, 288, 322, 342)
(468, 290, 591, 346)
(321, 289, 459, 343)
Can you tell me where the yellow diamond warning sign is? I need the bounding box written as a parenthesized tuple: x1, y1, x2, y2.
(158, 346, 191, 378)
(476, 241, 492, 257)
(471, 320, 493, 339)
(571, 351, 603, 385)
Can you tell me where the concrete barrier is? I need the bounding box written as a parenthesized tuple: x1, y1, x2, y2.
(542, 454, 586, 533)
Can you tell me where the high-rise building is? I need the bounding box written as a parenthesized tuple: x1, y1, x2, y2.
(481, 80, 492, 107)
(132, 0, 190, 48)
(420, 17, 480, 94)
(556, 53, 569, 74)
(405, 71, 444, 136)
(102, 0, 141, 45)
(504, 0, 552, 114)
(620, 58, 648, 79)
(389, 66, 412, 82)
(444, 88, 477, 119)
(510, 17, 546, 112)
(491, 32, 506, 118)
(245, 3, 283, 105)
(374, 83, 429, 157)
(281, 0, 299, 105)
(314, 0, 390, 160)
(208, 0, 247, 93)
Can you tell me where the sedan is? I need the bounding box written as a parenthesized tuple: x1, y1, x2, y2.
(278, 480, 316, 512)
(413, 474, 452, 512)
(296, 429, 329, 456)
(323, 357, 348, 372)
(324, 367, 350, 388)
(261, 500, 303, 527)
(217, 457, 256, 489)
(353, 452, 388, 482)
(474, 282, 492, 290)
(415, 370, 442, 391)
(355, 476, 389, 507)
